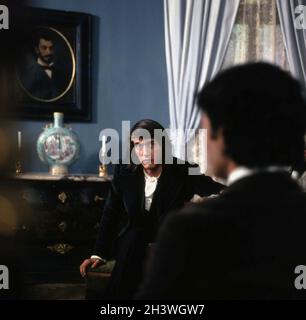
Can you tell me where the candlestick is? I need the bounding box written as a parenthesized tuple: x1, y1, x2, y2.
(15, 160, 22, 175)
(99, 163, 108, 177)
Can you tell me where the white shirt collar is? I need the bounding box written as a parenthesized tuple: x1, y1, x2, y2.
(143, 169, 162, 211)
(227, 167, 254, 186)
(227, 166, 291, 186)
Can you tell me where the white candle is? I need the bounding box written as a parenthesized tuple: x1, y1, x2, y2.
(101, 135, 106, 156)
(18, 131, 22, 150)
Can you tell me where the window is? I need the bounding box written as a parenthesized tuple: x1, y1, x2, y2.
(223, 0, 289, 70)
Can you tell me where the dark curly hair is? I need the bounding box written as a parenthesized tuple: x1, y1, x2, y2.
(198, 62, 306, 173)
(33, 29, 55, 49)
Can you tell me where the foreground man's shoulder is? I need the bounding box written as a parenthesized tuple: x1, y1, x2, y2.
(164, 202, 216, 228)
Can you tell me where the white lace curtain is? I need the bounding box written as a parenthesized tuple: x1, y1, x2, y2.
(223, 0, 289, 69)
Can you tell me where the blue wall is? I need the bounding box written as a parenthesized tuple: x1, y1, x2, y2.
(17, 0, 169, 173)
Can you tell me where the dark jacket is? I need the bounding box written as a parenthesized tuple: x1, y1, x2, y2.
(93, 159, 224, 259)
(19, 61, 68, 100)
(136, 172, 306, 299)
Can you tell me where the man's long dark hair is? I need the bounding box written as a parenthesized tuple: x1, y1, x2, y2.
(198, 62, 306, 174)
(127, 119, 172, 171)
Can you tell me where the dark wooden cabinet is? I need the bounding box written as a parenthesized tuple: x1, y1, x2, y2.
(12, 173, 111, 285)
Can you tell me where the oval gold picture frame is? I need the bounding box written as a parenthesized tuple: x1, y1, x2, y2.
(18, 26, 76, 103)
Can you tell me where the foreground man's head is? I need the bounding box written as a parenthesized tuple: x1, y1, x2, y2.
(198, 62, 306, 179)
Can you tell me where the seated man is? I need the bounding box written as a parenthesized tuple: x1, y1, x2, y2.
(136, 63, 306, 299)
(80, 119, 223, 299)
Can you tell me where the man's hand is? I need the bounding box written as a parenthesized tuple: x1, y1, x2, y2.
(79, 258, 105, 278)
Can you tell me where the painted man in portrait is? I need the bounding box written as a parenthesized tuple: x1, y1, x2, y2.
(19, 30, 70, 100)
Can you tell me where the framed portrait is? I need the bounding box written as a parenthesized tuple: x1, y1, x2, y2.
(15, 7, 92, 121)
